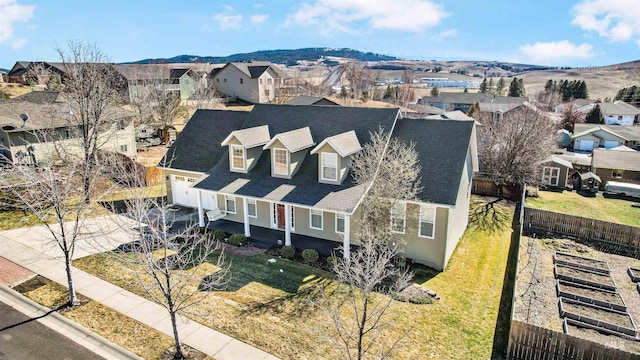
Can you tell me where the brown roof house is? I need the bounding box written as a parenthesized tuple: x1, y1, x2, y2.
(591, 148, 640, 189)
(159, 104, 478, 270)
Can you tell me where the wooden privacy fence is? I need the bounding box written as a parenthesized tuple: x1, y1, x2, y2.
(508, 321, 639, 360)
(523, 207, 640, 248)
(471, 178, 522, 201)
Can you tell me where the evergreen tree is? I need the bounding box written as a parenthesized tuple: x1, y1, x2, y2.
(577, 81, 588, 99)
(467, 102, 480, 118)
(431, 86, 440, 97)
(463, 87, 469, 93)
(544, 79, 554, 92)
(496, 77, 505, 96)
(518, 78, 525, 96)
(585, 104, 604, 124)
(508, 77, 525, 97)
(479, 79, 488, 94)
(488, 78, 494, 93)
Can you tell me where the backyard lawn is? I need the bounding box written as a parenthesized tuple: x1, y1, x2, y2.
(75, 197, 514, 359)
(526, 190, 640, 227)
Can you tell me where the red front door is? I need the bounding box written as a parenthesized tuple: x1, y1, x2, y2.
(277, 204, 285, 229)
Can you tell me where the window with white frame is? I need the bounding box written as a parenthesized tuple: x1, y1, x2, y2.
(231, 144, 245, 170)
(612, 169, 624, 179)
(225, 195, 236, 214)
(542, 167, 560, 186)
(390, 202, 405, 233)
(310, 209, 323, 230)
(247, 199, 257, 218)
(321, 152, 338, 181)
(335, 213, 345, 234)
(273, 148, 288, 175)
(419, 206, 436, 238)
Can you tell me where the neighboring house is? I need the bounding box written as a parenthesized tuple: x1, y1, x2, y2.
(555, 152, 592, 173)
(591, 148, 640, 189)
(135, 124, 158, 141)
(538, 156, 573, 189)
(571, 124, 640, 151)
(210, 62, 285, 103)
(576, 101, 640, 126)
(0, 99, 136, 164)
(284, 96, 339, 106)
(419, 92, 525, 113)
(6, 61, 66, 84)
(159, 104, 478, 270)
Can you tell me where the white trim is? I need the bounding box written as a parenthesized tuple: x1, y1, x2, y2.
(225, 195, 236, 214)
(335, 213, 345, 234)
(390, 201, 406, 234)
(542, 166, 560, 186)
(310, 209, 323, 230)
(321, 152, 338, 181)
(230, 144, 245, 171)
(247, 199, 257, 218)
(272, 148, 289, 176)
(418, 205, 436, 239)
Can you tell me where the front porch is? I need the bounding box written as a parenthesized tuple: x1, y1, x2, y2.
(207, 219, 350, 257)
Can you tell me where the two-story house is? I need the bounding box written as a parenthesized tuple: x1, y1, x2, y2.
(210, 62, 285, 104)
(159, 104, 478, 270)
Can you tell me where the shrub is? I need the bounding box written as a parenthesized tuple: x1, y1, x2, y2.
(228, 233, 247, 246)
(212, 229, 226, 241)
(326, 256, 337, 268)
(280, 245, 296, 259)
(302, 249, 319, 264)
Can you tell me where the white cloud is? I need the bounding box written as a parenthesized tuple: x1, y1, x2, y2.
(429, 29, 457, 42)
(573, 0, 640, 43)
(11, 38, 26, 49)
(286, 0, 448, 34)
(0, 0, 35, 43)
(213, 7, 243, 31)
(519, 40, 594, 65)
(251, 14, 268, 24)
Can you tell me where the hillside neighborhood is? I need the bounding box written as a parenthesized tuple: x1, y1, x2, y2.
(2, 43, 640, 360)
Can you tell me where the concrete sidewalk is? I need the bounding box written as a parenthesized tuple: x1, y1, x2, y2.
(0, 230, 279, 360)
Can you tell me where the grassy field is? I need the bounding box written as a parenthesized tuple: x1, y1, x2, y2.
(15, 277, 181, 360)
(0, 83, 31, 98)
(75, 197, 515, 360)
(526, 190, 640, 227)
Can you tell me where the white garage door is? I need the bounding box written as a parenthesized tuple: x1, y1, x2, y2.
(604, 140, 619, 149)
(577, 139, 594, 151)
(171, 175, 199, 207)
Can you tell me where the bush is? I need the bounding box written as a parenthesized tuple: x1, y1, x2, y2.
(326, 256, 337, 268)
(280, 245, 296, 259)
(302, 249, 319, 264)
(212, 229, 226, 241)
(228, 233, 247, 246)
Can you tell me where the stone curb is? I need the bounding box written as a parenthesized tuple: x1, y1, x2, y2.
(0, 284, 143, 360)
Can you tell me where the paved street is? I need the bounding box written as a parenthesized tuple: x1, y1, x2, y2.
(0, 301, 104, 360)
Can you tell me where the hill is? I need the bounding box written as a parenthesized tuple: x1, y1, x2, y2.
(128, 48, 396, 65)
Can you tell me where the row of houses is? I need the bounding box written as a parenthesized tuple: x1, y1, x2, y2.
(4, 60, 286, 104)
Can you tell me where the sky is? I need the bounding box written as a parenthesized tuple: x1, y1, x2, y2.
(1, 0, 639, 70)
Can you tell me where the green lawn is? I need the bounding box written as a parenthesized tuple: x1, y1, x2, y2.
(75, 197, 514, 360)
(526, 190, 640, 227)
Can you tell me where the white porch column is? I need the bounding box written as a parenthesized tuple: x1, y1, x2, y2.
(243, 198, 251, 237)
(197, 191, 205, 228)
(343, 214, 350, 259)
(284, 204, 292, 246)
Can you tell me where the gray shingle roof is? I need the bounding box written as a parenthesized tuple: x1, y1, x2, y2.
(391, 118, 474, 205)
(222, 125, 270, 148)
(265, 127, 315, 152)
(12, 91, 63, 104)
(159, 109, 249, 172)
(573, 124, 640, 141)
(422, 92, 525, 105)
(284, 96, 339, 106)
(592, 148, 640, 172)
(597, 102, 640, 116)
(193, 104, 399, 212)
(311, 130, 361, 157)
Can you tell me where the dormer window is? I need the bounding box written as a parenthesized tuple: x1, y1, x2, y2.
(231, 144, 245, 170)
(273, 148, 288, 175)
(321, 152, 338, 181)
(311, 131, 362, 185)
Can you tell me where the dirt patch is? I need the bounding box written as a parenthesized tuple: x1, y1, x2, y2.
(515, 236, 640, 354)
(561, 299, 633, 329)
(555, 264, 616, 289)
(555, 252, 610, 273)
(558, 281, 625, 309)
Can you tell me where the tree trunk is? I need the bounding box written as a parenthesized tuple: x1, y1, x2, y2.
(170, 309, 183, 359)
(65, 256, 79, 306)
(357, 296, 369, 360)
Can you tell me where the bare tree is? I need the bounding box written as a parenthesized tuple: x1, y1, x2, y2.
(126, 65, 184, 127)
(314, 129, 421, 359)
(56, 41, 124, 203)
(189, 73, 221, 109)
(105, 160, 230, 359)
(560, 103, 584, 132)
(25, 62, 52, 89)
(0, 140, 106, 306)
(477, 104, 557, 193)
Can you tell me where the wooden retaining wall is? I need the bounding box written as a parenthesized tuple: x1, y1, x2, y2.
(508, 321, 639, 360)
(523, 207, 640, 248)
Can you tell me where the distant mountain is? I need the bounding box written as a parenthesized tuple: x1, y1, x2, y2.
(127, 48, 397, 65)
(0, 68, 8, 74)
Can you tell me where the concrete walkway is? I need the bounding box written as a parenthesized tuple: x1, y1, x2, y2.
(0, 222, 279, 360)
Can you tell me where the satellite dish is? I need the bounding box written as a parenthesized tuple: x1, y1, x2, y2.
(20, 113, 29, 122)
